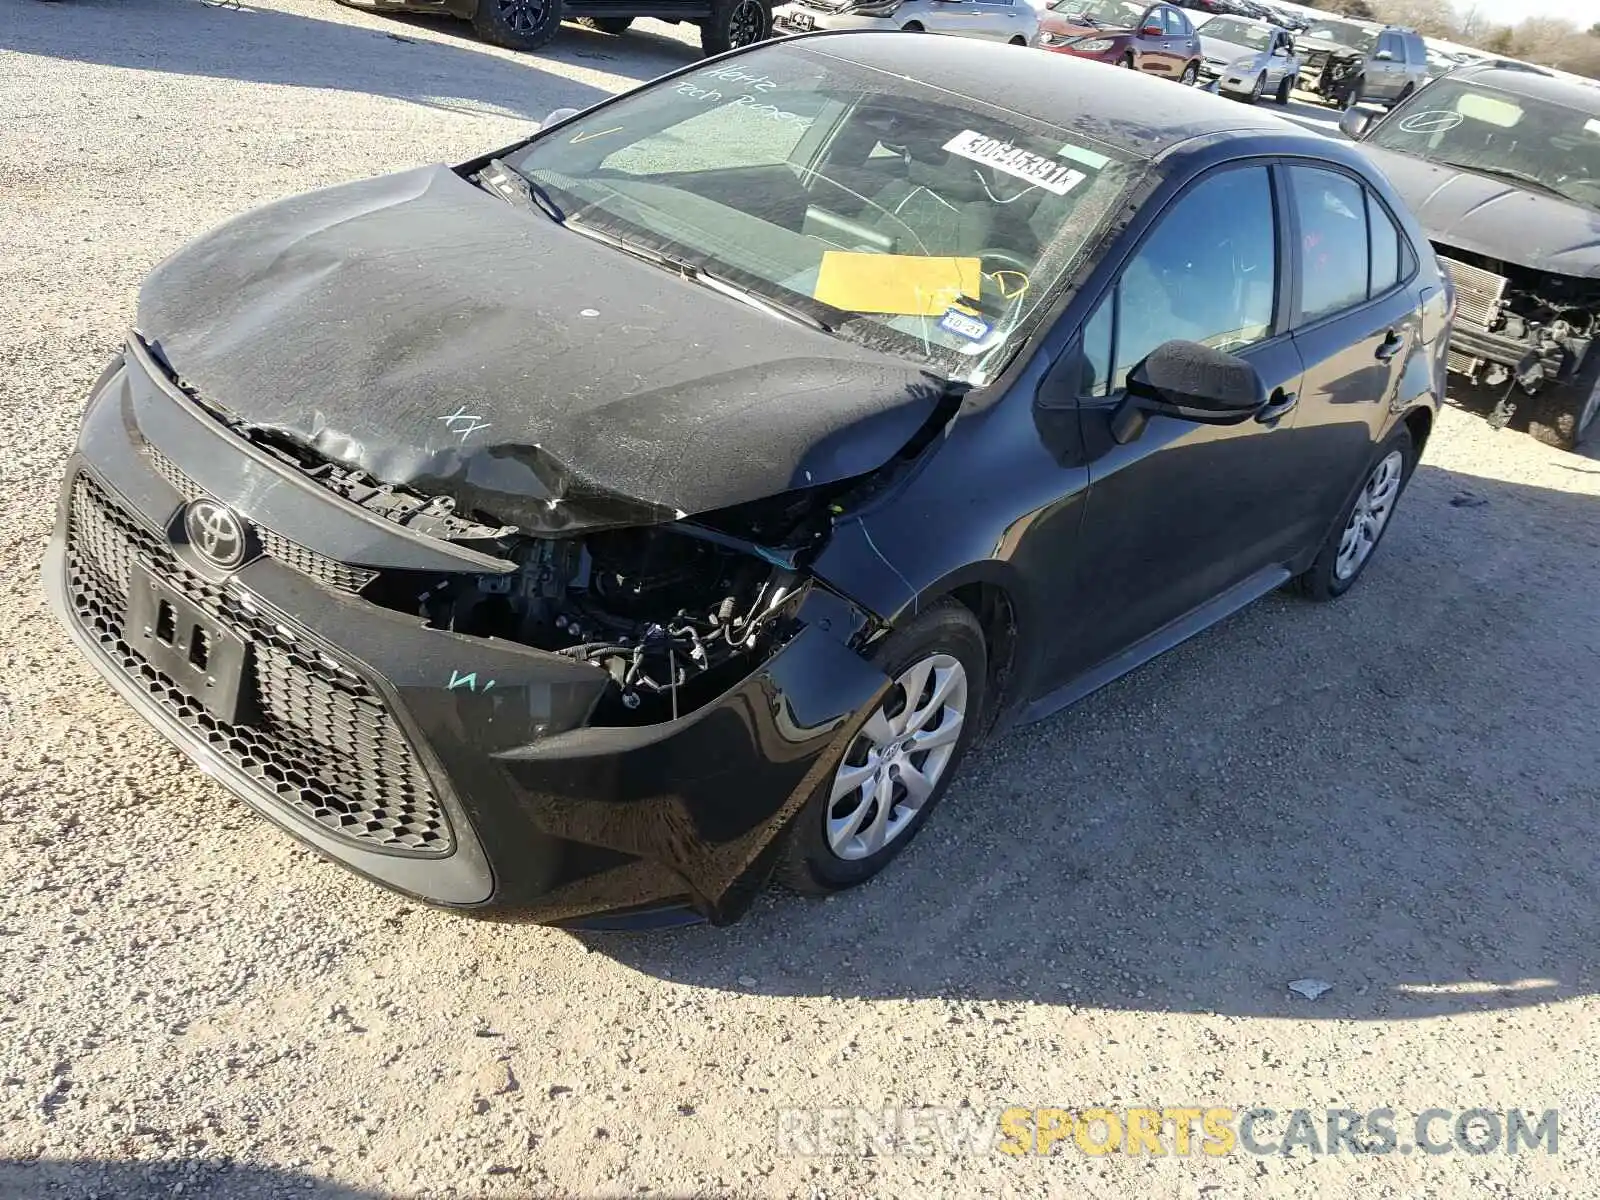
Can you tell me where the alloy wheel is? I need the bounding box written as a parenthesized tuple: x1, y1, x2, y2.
(1251, 72, 1265, 101)
(1334, 449, 1404, 581)
(1181, 62, 1198, 85)
(825, 653, 968, 861)
(726, 0, 765, 47)
(496, 0, 548, 32)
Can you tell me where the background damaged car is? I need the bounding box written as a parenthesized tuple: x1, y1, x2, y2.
(46, 34, 1448, 928)
(1343, 63, 1600, 448)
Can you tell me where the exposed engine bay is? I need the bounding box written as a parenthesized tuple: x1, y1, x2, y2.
(366, 521, 809, 724)
(1436, 248, 1600, 397)
(1301, 49, 1361, 104)
(224, 406, 913, 727)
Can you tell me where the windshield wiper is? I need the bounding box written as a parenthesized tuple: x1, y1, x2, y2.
(476, 158, 566, 224)
(563, 217, 835, 333)
(1432, 159, 1573, 202)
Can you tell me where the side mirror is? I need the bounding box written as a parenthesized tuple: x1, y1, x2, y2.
(1373, 49, 1393, 61)
(1110, 340, 1266, 444)
(1140, 23, 1163, 34)
(540, 107, 581, 130)
(1338, 106, 1373, 139)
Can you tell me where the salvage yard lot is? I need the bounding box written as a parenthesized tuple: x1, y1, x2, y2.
(3, 3, 1600, 1197)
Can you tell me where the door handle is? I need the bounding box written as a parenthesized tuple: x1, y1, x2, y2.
(1255, 387, 1298, 425)
(1374, 330, 1404, 361)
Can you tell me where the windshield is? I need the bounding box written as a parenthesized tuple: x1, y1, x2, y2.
(1047, 0, 1147, 26)
(1201, 18, 1273, 50)
(504, 45, 1139, 384)
(1372, 79, 1600, 212)
(1304, 19, 1376, 52)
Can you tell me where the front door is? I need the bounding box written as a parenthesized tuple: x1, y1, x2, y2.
(1042, 163, 1309, 687)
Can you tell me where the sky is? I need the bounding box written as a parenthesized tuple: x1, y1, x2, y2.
(1456, 0, 1600, 25)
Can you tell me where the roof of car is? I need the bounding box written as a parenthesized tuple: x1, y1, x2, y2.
(792, 32, 1323, 159)
(1448, 61, 1600, 107)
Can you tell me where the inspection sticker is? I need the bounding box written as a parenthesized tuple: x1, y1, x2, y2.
(938, 307, 992, 342)
(942, 130, 1087, 196)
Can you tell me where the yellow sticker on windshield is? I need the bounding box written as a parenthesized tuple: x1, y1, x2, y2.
(813, 252, 983, 317)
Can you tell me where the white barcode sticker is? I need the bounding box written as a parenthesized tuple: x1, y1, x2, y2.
(942, 130, 1087, 196)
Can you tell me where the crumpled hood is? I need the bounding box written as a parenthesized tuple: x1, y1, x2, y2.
(1199, 34, 1254, 64)
(136, 165, 944, 536)
(1295, 35, 1358, 58)
(1358, 144, 1600, 278)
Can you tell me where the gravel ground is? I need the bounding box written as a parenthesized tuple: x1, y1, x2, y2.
(4, 4, 1600, 1197)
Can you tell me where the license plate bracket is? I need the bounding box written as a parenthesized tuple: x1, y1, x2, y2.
(125, 561, 254, 725)
(779, 11, 814, 29)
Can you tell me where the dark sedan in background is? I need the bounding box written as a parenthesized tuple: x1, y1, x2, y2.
(1342, 62, 1600, 448)
(47, 33, 1450, 928)
(1035, 0, 1203, 84)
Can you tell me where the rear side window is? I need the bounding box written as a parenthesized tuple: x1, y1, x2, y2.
(1367, 192, 1401, 295)
(1162, 7, 1189, 34)
(1288, 166, 1369, 323)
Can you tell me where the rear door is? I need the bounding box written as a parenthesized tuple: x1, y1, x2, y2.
(1134, 4, 1175, 74)
(1368, 31, 1404, 99)
(972, 0, 1022, 39)
(1041, 162, 1308, 686)
(1162, 5, 1198, 72)
(1283, 163, 1422, 533)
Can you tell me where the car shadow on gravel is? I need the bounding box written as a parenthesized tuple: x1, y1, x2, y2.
(577, 461, 1600, 1023)
(0, 1157, 382, 1199)
(3, 0, 692, 120)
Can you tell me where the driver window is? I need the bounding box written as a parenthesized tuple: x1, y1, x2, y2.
(1099, 165, 1279, 392)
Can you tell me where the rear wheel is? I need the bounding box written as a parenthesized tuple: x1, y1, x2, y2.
(901, 19, 923, 29)
(1275, 75, 1292, 105)
(471, 0, 561, 50)
(699, 0, 769, 54)
(1179, 60, 1198, 85)
(1293, 425, 1416, 601)
(776, 601, 987, 894)
(575, 15, 632, 31)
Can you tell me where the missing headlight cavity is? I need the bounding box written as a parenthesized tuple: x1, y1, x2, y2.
(365, 518, 810, 726)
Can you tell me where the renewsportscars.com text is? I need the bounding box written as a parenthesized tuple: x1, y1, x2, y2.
(776, 1106, 1560, 1158)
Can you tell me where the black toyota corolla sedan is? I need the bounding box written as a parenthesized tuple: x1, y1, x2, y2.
(46, 33, 1452, 928)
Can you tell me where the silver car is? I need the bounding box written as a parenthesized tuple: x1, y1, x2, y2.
(773, 0, 1039, 43)
(1196, 14, 1299, 104)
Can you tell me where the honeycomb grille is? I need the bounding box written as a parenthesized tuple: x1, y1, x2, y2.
(64, 471, 452, 855)
(144, 441, 378, 594)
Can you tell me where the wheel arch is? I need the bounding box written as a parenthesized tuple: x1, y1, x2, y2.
(1401, 404, 1433, 457)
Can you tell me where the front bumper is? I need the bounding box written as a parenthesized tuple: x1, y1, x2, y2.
(772, 7, 888, 33)
(45, 339, 891, 926)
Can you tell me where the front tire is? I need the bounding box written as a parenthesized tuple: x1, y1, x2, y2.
(575, 15, 632, 32)
(776, 601, 987, 895)
(1293, 425, 1416, 601)
(1245, 71, 1265, 103)
(1340, 75, 1365, 110)
(699, 0, 769, 54)
(471, 0, 561, 50)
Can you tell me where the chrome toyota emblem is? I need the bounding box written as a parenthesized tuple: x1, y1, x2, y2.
(183, 498, 249, 570)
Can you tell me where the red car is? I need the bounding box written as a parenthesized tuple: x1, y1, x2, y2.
(1035, 0, 1203, 85)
